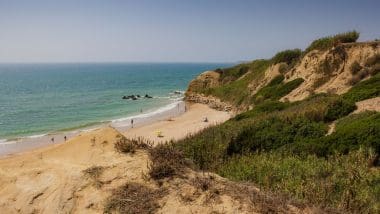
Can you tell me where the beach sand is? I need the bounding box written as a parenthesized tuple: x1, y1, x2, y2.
(0, 103, 234, 213)
(123, 103, 231, 143)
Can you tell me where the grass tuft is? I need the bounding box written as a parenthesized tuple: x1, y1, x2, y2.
(104, 182, 166, 214)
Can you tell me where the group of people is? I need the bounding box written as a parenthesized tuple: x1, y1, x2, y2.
(50, 135, 67, 143)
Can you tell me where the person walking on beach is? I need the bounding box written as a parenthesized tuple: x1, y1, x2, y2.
(64, 136, 67, 141)
(131, 119, 134, 128)
(51, 137, 54, 143)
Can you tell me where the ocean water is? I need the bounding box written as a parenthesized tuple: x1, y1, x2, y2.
(0, 63, 229, 142)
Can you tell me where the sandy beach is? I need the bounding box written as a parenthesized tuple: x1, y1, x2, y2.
(123, 103, 231, 143)
(0, 103, 232, 213)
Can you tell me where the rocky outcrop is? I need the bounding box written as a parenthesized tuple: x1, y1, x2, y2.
(185, 70, 235, 112)
(185, 93, 233, 112)
(186, 70, 221, 93)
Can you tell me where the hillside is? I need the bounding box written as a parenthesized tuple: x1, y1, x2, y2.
(182, 31, 380, 213)
(186, 31, 380, 112)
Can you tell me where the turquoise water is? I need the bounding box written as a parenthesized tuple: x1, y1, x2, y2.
(0, 63, 229, 140)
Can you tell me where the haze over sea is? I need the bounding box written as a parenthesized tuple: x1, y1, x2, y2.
(0, 63, 229, 142)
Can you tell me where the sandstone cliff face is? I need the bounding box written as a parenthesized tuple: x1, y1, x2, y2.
(282, 42, 380, 101)
(186, 41, 380, 108)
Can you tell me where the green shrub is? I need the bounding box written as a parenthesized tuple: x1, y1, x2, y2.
(333, 31, 360, 43)
(218, 149, 380, 213)
(253, 78, 304, 104)
(219, 65, 250, 83)
(271, 49, 302, 65)
(321, 112, 380, 156)
(205, 60, 271, 106)
(267, 75, 285, 87)
(226, 117, 327, 155)
(305, 37, 334, 53)
(234, 100, 291, 121)
(343, 73, 380, 102)
(324, 98, 356, 122)
(305, 31, 359, 53)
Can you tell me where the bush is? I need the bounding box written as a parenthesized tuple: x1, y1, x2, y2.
(305, 37, 334, 53)
(350, 61, 362, 75)
(320, 112, 380, 156)
(267, 75, 285, 87)
(83, 166, 105, 188)
(104, 182, 166, 214)
(226, 117, 327, 155)
(253, 77, 304, 104)
(271, 49, 302, 65)
(324, 98, 356, 122)
(343, 73, 380, 102)
(305, 31, 359, 53)
(115, 136, 152, 154)
(333, 31, 360, 43)
(218, 149, 380, 213)
(148, 143, 187, 179)
(206, 59, 271, 106)
(234, 100, 291, 121)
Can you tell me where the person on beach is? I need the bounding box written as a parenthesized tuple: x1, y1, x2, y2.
(64, 136, 67, 141)
(131, 119, 134, 128)
(51, 137, 54, 143)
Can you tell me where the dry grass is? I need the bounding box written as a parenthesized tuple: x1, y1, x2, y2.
(148, 143, 188, 180)
(104, 182, 167, 214)
(83, 166, 105, 188)
(114, 135, 152, 154)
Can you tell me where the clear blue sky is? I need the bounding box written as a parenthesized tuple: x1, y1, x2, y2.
(0, 0, 379, 63)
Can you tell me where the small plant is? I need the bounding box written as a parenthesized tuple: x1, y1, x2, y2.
(305, 31, 359, 53)
(115, 137, 136, 153)
(83, 166, 105, 188)
(193, 175, 214, 191)
(104, 182, 166, 214)
(278, 63, 288, 74)
(343, 73, 380, 102)
(271, 49, 302, 65)
(148, 143, 187, 180)
(114, 136, 152, 154)
(350, 61, 362, 75)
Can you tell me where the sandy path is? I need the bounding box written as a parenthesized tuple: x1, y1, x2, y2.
(124, 103, 231, 143)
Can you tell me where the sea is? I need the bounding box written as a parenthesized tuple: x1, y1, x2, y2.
(0, 63, 230, 145)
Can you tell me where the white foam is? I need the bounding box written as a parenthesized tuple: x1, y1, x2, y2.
(29, 133, 47, 138)
(0, 139, 17, 145)
(111, 100, 185, 129)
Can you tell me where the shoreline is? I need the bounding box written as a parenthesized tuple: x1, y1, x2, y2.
(0, 102, 231, 158)
(0, 100, 186, 157)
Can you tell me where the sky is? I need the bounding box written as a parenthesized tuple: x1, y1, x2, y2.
(0, 0, 379, 63)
